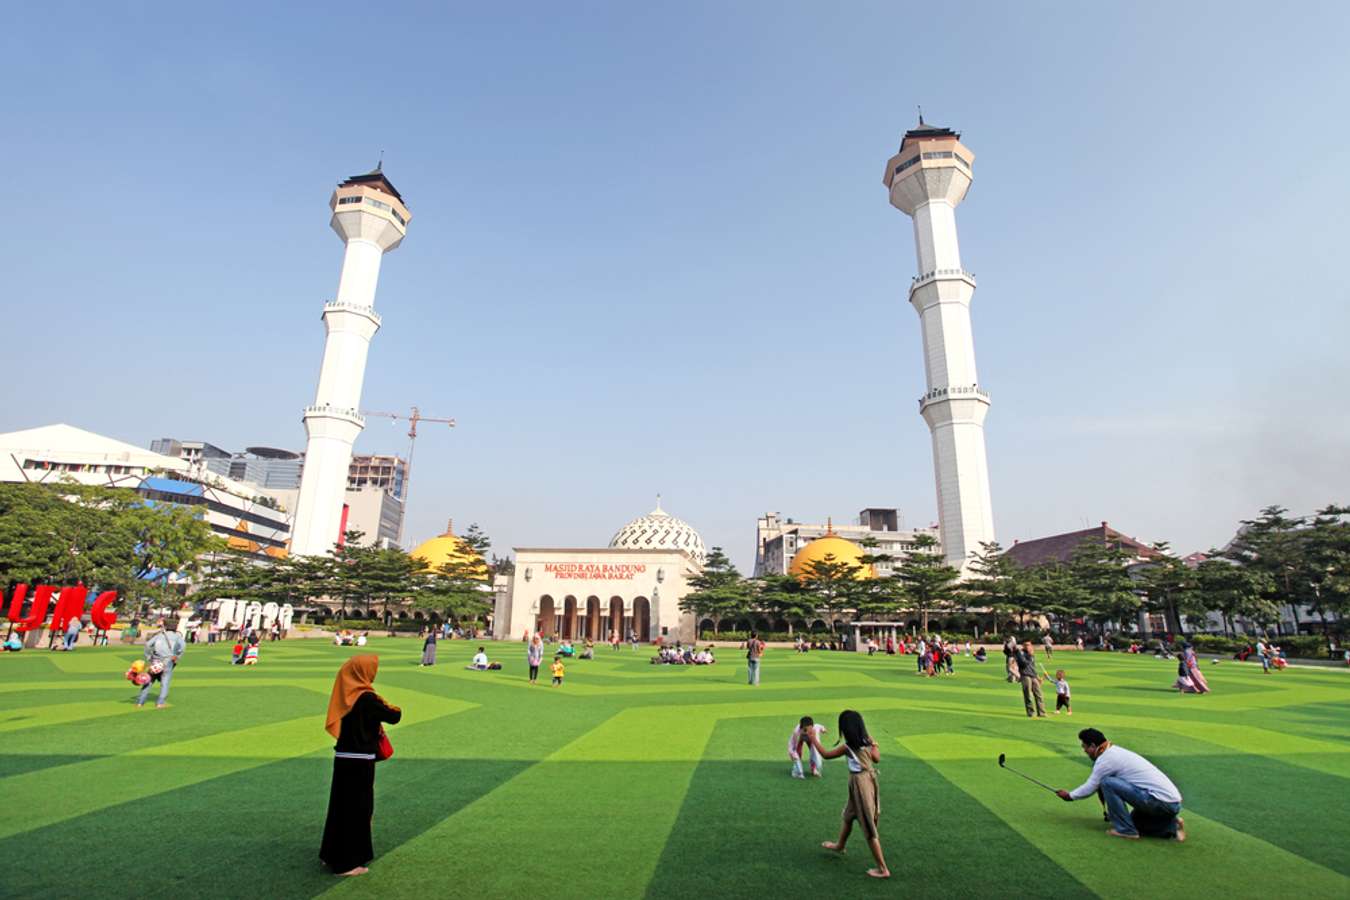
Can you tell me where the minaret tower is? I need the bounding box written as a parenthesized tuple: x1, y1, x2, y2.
(290, 166, 412, 556)
(883, 119, 994, 570)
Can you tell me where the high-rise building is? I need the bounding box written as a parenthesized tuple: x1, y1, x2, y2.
(754, 508, 940, 577)
(883, 118, 995, 570)
(291, 166, 412, 556)
(150, 438, 407, 548)
(1, 424, 291, 558)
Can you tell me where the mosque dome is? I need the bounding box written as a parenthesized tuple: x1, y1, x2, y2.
(788, 527, 873, 580)
(410, 519, 488, 579)
(609, 499, 707, 564)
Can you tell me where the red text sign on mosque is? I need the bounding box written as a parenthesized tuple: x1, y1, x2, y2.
(542, 563, 647, 581)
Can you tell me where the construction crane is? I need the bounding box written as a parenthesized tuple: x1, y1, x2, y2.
(360, 406, 456, 546)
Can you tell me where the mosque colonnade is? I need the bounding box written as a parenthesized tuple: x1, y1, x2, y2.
(533, 594, 652, 641)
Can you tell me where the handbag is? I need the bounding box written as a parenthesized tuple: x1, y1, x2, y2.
(375, 728, 394, 762)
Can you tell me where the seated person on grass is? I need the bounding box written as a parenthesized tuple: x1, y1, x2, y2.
(467, 647, 490, 670)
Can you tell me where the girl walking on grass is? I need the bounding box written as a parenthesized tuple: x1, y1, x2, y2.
(808, 710, 889, 879)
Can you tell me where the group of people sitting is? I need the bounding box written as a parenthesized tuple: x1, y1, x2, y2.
(554, 638, 599, 659)
(333, 630, 369, 647)
(231, 628, 265, 665)
(651, 642, 716, 665)
(793, 637, 845, 652)
(465, 646, 503, 670)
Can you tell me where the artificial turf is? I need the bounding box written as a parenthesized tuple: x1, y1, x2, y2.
(1, 638, 1347, 899)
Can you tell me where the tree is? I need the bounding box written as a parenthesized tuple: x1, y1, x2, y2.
(1134, 542, 1205, 636)
(678, 547, 749, 635)
(415, 523, 493, 630)
(754, 574, 818, 634)
(1064, 538, 1140, 633)
(795, 553, 867, 631)
(894, 533, 960, 633)
(1301, 505, 1350, 642)
(1193, 557, 1274, 636)
(1222, 506, 1310, 626)
(964, 541, 1023, 629)
(0, 482, 217, 611)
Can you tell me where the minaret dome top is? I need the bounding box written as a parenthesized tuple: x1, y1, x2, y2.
(338, 163, 406, 205)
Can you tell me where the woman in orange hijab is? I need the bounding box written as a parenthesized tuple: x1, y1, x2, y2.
(318, 654, 402, 876)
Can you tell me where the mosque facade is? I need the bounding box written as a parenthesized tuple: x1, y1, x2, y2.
(491, 502, 705, 643)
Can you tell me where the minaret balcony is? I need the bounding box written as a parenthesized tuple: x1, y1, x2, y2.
(322, 301, 382, 326)
(303, 404, 366, 427)
(918, 384, 990, 410)
(909, 268, 976, 294)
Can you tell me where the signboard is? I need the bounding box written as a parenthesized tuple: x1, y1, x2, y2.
(541, 562, 647, 581)
(3, 585, 118, 632)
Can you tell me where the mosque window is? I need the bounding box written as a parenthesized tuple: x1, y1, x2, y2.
(895, 156, 920, 175)
(922, 151, 954, 160)
(337, 196, 362, 206)
(955, 154, 972, 169)
(392, 209, 406, 226)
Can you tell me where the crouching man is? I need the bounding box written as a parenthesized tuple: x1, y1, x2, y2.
(1056, 728, 1185, 842)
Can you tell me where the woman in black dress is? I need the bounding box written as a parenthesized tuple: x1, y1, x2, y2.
(320, 654, 401, 876)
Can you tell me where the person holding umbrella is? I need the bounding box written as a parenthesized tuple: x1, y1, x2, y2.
(1055, 728, 1186, 842)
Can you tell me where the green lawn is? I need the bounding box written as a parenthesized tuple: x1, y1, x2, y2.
(2, 639, 1347, 899)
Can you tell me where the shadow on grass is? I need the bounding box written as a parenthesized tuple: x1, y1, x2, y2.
(0, 756, 531, 899)
(648, 722, 1095, 899)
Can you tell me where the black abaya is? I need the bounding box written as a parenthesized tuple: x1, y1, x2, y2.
(319, 691, 401, 873)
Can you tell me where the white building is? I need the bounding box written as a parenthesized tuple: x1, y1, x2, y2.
(0, 423, 291, 556)
(291, 166, 412, 556)
(883, 119, 995, 570)
(492, 502, 705, 643)
(754, 508, 940, 577)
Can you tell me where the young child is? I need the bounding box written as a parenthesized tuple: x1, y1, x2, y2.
(809, 710, 889, 879)
(1053, 669, 1072, 715)
(231, 641, 245, 665)
(788, 716, 827, 779)
(243, 643, 259, 666)
(550, 655, 565, 686)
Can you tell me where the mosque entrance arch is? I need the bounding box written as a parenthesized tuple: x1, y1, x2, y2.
(585, 596, 602, 640)
(538, 596, 556, 637)
(609, 596, 625, 641)
(632, 596, 651, 642)
(562, 596, 578, 640)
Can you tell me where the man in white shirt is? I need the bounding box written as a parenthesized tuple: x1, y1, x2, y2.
(471, 648, 489, 670)
(1056, 728, 1185, 842)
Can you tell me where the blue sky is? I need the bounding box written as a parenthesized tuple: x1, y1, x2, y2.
(4, 2, 1348, 571)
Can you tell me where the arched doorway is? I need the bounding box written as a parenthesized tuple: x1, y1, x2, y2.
(585, 596, 602, 640)
(698, 618, 715, 638)
(632, 596, 651, 642)
(563, 596, 578, 640)
(609, 596, 625, 641)
(538, 595, 556, 637)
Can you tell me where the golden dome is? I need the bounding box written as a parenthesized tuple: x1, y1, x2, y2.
(788, 530, 873, 580)
(410, 519, 488, 579)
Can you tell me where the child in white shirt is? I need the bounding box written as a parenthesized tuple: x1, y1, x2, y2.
(1054, 669, 1072, 715)
(789, 716, 827, 778)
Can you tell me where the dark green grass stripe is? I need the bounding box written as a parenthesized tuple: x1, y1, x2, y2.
(650, 714, 1093, 898)
(0, 756, 530, 900)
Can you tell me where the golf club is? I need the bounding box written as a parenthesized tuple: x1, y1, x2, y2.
(997, 753, 1057, 793)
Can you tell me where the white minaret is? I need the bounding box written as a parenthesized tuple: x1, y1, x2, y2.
(883, 119, 994, 570)
(290, 167, 412, 557)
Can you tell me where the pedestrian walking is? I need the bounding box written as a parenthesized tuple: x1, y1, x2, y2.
(137, 620, 185, 709)
(527, 634, 543, 684)
(745, 631, 765, 685)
